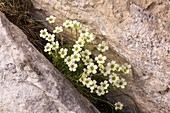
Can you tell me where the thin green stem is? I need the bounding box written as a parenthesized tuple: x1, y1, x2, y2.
(84, 93, 115, 113)
(76, 28, 78, 40)
(70, 28, 74, 38)
(60, 33, 63, 46)
(118, 89, 140, 113)
(52, 23, 55, 30)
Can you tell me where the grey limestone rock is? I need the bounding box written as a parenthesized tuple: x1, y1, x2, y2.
(0, 12, 100, 113)
(31, 0, 170, 113)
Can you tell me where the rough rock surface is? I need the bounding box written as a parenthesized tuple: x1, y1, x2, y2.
(0, 12, 100, 113)
(31, 0, 170, 113)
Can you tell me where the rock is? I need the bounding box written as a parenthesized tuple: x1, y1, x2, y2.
(31, 0, 170, 113)
(0, 12, 100, 113)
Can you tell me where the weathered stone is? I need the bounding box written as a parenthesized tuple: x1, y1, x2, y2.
(31, 0, 170, 113)
(0, 12, 100, 113)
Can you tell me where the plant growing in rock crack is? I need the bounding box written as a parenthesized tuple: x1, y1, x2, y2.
(40, 15, 132, 112)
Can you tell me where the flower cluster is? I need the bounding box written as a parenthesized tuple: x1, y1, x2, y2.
(40, 15, 132, 111)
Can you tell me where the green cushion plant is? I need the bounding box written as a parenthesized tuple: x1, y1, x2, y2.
(40, 15, 132, 111)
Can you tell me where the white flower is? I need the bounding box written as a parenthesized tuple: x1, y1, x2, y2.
(123, 63, 131, 69)
(82, 58, 93, 66)
(71, 53, 81, 62)
(59, 48, 68, 58)
(87, 63, 98, 74)
(96, 86, 105, 96)
(122, 67, 130, 74)
(95, 54, 107, 64)
(72, 44, 82, 53)
(86, 33, 95, 43)
(100, 80, 109, 90)
(64, 56, 74, 65)
(72, 20, 81, 29)
(79, 28, 89, 36)
(82, 68, 90, 76)
(90, 80, 97, 93)
(91, 80, 97, 89)
(81, 49, 91, 59)
(63, 20, 73, 28)
(100, 66, 111, 76)
(122, 63, 131, 74)
(78, 36, 85, 41)
(44, 43, 52, 52)
(53, 26, 63, 33)
(75, 40, 85, 47)
(82, 77, 93, 87)
(48, 51, 52, 55)
(109, 73, 119, 85)
(107, 61, 116, 71)
(115, 78, 127, 89)
(98, 64, 104, 70)
(79, 69, 90, 83)
(97, 41, 109, 52)
(46, 15, 56, 24)
(46, 34, 55, 42)
(114, 102, 123, 110)
(79, 75, 86, 83)
(40, 28, 48, 38)
(52, 41, 59, 50)
(68, 62, 78, 72)
(115, 64, 122, 72)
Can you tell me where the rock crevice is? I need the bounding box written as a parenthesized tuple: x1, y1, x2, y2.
(0, 12, 100, 113)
